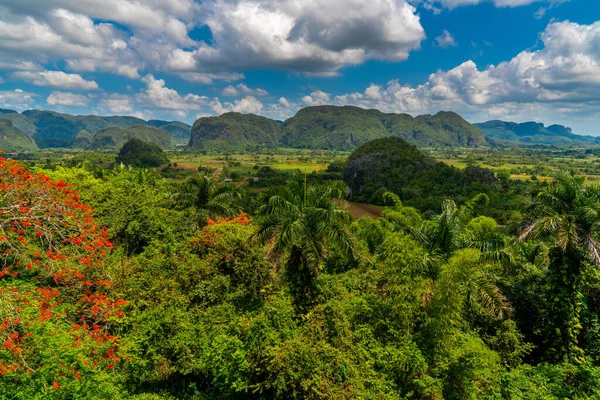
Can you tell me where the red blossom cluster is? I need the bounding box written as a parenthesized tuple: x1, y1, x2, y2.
(206, 212, 252, 226)
(0, 158, 127, 387)
(194, 213, 253, 247)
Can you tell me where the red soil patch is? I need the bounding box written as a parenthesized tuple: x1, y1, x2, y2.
(346, 202, 382, 219)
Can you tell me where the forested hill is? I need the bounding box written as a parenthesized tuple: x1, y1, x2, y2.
(475, 120, 600, 146)
(189, 112, 282, 151)
(76, 125, 174, 151)
(190, 105, 487, 151)
(0, 109, 191, 149)
(343, 136, 497, 210)
(0, 119, 38, 152)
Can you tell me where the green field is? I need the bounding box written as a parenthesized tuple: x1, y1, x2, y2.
(170, 150, 347, 175)
(430, 147, 600, 184)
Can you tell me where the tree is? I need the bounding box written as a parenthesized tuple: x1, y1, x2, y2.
(521, 172, 600, 362)
(0, 157, 127, 396)
(171, 174, 241, 224)
(117, 138, 169, 168)
(408, 194, 508, 277)
(254, 177, 358, 307)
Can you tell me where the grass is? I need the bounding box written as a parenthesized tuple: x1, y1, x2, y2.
(170, 151, 345, 175)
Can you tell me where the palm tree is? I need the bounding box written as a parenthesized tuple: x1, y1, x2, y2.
(520, 172, 600, 362)
(409, 194, 510, 276)
(408, 195, 511, 322)
(254, 176, 358, 307)
(171, 174, 241, 223)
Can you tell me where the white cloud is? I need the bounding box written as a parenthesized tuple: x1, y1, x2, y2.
(221, 83, 268, 97)
(365, 84, 383, 100)
(434, 30, 457, 48)
(421, 0, 568, 10)
(279, 97, 291, 108)
(211, 96, 264, 114)
(0, 89, 37, 110)
(0, 0, 425, 80)
(186, 0, 425, 75)
(0, 0, 197, 44)
(139, 74, 209, 112)
(177, 72, 245, 84)
(47, 91, 90, 106)
(13, 70, 99, 90)
(302, 90, 331, 106)
(99, 98, 133, 114)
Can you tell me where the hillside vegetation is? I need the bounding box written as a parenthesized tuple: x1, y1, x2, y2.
(0, 110, 190, 149)
(23, 110, 147, 148)
(147, 120, 192, 145)
(189, 112, 282, 151)
(282, 106, 486, 149)
(190, 106, 486, 151)
(0, 119, 38, 152)
(0, 109, 37, 135)
(476, 120, 600, 146)
(117, 138, 169, 167)
(89, 125, 174, 150)
(4, 150, 600, 398)
(343, 136, 497, 210)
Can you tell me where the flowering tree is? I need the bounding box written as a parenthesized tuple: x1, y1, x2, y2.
(0, 157, 127, 395)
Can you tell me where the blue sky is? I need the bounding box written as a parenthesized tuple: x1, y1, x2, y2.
(0, 0, 599, 134)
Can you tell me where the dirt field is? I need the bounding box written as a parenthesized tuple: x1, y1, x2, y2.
(347, 202, 382, 219)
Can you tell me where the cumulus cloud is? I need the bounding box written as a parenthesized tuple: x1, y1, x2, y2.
(99, 98, 134, 114)
(47, 91, 90, 106)
(420, 0, 568, 10)
(177, 72, 245, 84)
(180, 0, 425, 75)
(0, 0, 197, 44)
(13, 70, 99, 90)
(434, 30, 458, 48)
(0, 9, 140, 79)
(211, 96, 264, 114)
(302, 90, 331, 106)
(221, 83, 269, 97)
(140, 74, 209, 111)
(0, 0, 429, 82)
(0, 89, 37, 110)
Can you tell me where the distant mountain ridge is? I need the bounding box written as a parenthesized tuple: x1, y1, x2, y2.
(475, 120, 600, 146)
(1, 106, 597, 152)
(0, 109, 191, 150)
(0, 119, 38, 152)
(190, 105, 486, 151)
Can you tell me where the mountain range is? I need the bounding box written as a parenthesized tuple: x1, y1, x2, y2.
(189, 106, 486, 151)
(474, 120, 600, 146)
(0, 106, 597, 153)
(0, 109, 191, 152)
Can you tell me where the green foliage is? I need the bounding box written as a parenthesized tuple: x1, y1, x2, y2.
(255, 177, 358, 308)
(343, 137, 497, 210)
(0, 119, 38, 152)
(189, 105, 486, 152)
(476, 120, 600, 146)
(118, 138, 170, 168)
(23, 110, 148, 148)
(282, 106, 486, 149)
(189, 112, 281, 152)
(5, 146, 600, 400)
(147, 120, 191, 146)
(0, 109, 37, 136)
(91, 125, 174, 151)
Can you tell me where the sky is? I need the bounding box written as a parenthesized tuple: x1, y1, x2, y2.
(0, 0, 599, 134)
